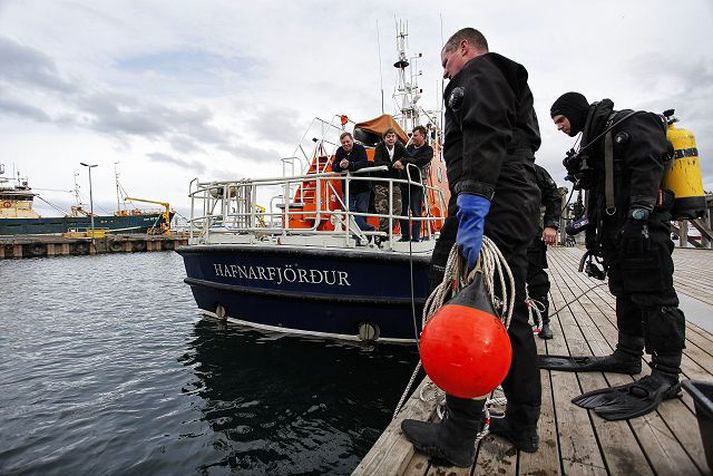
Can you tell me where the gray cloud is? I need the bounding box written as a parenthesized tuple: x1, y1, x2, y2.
(246, 106, 304, 145)
(0, 36, 237, 156)
(115, 48, 262, 79)
(0, 95, 51, 122)
(169, 134, 204, 154)
(146, 152, 207, 175)
(218, 142, 281, 163)
(0, 36, 76, 93)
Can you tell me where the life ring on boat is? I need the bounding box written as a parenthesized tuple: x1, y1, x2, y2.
(2, 201, 11, 208)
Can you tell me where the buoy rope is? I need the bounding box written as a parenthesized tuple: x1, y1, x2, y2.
(526, 297, 545, 334)
(393, 237, 515, 420)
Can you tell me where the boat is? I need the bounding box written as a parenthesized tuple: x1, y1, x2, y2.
(178, 22, 450, 343)
(0, 164, 174, 236)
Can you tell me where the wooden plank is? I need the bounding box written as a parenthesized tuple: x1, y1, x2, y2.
(547, 251, 644, 475)
(473, 435, 517, 476)
(545, 257, 608, 474)
(551, 247, 707, 474)
(402, 411, 439, 476)
(517, 369, 561, 475)
(401, 452, 431, 476)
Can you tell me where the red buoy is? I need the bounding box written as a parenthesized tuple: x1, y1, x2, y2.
(420, 276, 512, 398)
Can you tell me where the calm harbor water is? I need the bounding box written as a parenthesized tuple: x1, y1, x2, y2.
(0, 252, 419, 475)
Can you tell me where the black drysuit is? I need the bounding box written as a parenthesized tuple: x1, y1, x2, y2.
(432, 53, 542, 419)
(526, 164, 562, 326)
(581, 100, 685, 371)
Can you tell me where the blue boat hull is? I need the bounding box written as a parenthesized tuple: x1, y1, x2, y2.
(0, 213, 172, 235)
(178, 244, 431, 342)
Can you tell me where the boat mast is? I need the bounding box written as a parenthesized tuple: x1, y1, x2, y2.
(114, 161, 122, 213)
(393, 19, 422, 133)
(73, 172, 83, 207)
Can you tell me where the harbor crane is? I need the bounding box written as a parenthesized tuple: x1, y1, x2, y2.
(123, 197, 173, 235)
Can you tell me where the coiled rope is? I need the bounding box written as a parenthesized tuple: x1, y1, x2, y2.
(393, 236, 516, 445)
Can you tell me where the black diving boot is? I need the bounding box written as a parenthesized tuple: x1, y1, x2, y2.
(488, 402, 540, 453)
(538, 302, 553, 340)
(539, 321, 553, 340)
(539, 332, 643, 373)
(401, 395, 485, 467)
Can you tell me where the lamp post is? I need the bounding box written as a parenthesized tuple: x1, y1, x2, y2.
(80, 162, 98, 237)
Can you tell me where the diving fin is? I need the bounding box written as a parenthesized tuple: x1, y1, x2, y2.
(572, 374, 681, 421)
(538, 354, 641, 374)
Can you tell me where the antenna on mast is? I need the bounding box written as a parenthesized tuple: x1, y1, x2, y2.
(440, 13, 446, 138)
(114, 161, 122, 213)
(376, 20, 385, 115)
(73, 172, 83, 207)
(392, 18, 423, 132)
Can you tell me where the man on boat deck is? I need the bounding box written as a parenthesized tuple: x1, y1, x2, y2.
(394, 125, 433, 242)
(373, 127, 407, 238)
(331, 131, 374, 232)
(400, 28, 542, 466)
(542, 92, 685, 421)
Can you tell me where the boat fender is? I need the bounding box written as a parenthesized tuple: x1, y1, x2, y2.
(109, 241, 123, 252)
(132, 241, 147, 252)
(358, 322, 380, 342)
(215, 304, 227, 321)
(161, 240, 174, 251)
(30, 243, 45, 257)
(420, 273, 512, 398)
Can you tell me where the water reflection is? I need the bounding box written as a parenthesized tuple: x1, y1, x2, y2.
(180, 319, 418, 474)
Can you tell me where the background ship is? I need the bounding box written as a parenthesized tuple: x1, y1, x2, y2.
(0, 163, 174, 236)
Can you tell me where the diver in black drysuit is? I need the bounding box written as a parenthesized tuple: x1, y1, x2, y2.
(544, 92, 685, 421)
(527, 164, 562, 340)
(400, 28, 542, 467)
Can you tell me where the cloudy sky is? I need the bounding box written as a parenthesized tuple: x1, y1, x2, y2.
(1, 0, 712, 219)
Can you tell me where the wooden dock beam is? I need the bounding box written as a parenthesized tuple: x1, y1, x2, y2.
(0, 234, 189, 259)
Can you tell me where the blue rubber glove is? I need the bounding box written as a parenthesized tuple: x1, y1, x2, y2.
(456, 193, 491, 270)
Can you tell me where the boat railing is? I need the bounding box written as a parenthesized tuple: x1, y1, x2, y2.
(188, 169, 447, 250)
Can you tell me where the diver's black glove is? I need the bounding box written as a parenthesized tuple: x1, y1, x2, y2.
(619, 217, 649, 256)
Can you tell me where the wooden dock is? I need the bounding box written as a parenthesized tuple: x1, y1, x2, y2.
(0, 233, 188, 259)
(355, 246, 712, 475)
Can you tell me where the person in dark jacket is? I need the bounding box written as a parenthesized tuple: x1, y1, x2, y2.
(400, 27, 542, 467)
(541, 92, 685, 421)
(331, 131, 374, 231)
(527, 164, 562, 340)
(372, 127, 407, 237)
(395, 125, 433, 241)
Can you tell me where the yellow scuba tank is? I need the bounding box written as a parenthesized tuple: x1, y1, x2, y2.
(662, 110, 706, 219)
